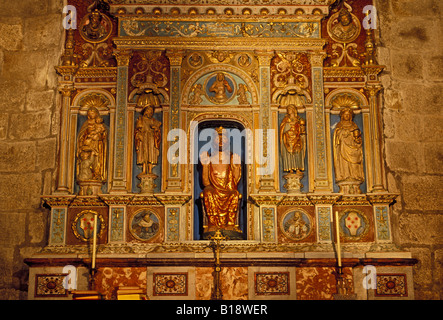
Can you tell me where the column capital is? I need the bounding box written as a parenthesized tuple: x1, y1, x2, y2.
(166, 49, 185, 66)
(113, 49, 133, 66)
(309, 52, 327, 67)
(255, 50, 275, 66)
(364, 85, 383, 97)
(59, 85, 75, 97)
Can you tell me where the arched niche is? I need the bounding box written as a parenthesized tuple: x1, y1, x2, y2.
(187, 116, 254, 241)
(70, 89, 115, 195)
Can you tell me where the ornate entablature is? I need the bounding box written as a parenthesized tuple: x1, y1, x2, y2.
(27, 0, 417, 300)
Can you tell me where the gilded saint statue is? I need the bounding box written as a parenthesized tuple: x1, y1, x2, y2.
(200, 127, 242, 238)
(280, 105, 306, 192)
(76, 106, 108, 195)
(135, 105, 161, 175)
(209, 73, 233, 104)
(280, 105, 306, 173)
(333, 107, 364, 194)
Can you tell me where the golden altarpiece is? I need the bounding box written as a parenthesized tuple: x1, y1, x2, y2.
(26, 0, 417, 300)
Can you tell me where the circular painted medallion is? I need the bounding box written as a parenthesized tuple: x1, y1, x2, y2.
(339, 209, 369, 240)
(72, 210, 106, 242)
(79, 10, 113, 43)
(280, 209, 312, 241)
(129, 209, 160, 241)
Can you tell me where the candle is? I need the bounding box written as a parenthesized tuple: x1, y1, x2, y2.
(335, 211, 342, 267)
(91, 213, 98, 270)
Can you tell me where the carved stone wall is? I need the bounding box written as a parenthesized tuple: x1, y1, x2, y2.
(0, 0, 64, 299)
(375, 0, 443, 300)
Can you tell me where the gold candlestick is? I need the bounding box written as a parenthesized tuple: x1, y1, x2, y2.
(335, 211, 342, 267)
(88, 213, 99, 291)
(208, 229, 228, 300)
(91, 213, 98, 270)
(332, 211, 357, 300)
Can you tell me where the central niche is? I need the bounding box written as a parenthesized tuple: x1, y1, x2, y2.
(193, 120, 248, 240)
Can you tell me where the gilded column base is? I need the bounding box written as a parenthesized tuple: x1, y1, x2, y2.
(137, 173, 158, 194)
(203, 229, 244, 241)
(336, 180, 364, 195)
(283, 171, 304, 193)
(77, 180, 103, 196)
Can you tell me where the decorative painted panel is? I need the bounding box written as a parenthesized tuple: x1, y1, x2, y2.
(316, 206, 332, 243)
(110, 207, 125, 242)
(35, 274, 68, 298)
(153, 273, 188, 296)
(261, 207, 276, 242)
(49, 208, 66, 245)
(374, 205, 391, 242)
(255, 272, 290, 296)
(166, 207, 180, 242)
(120, 20, 321, 39)
(113, 65, 129, 189)
(311, 66, 329, 190)
(375, 274, 408, 298)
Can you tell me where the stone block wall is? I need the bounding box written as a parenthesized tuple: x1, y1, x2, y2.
(375, 0, 443, 300)
(0, 0, 64, 299)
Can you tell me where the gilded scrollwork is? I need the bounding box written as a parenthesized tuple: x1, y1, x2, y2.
(129, 50, 170, 105)
(271, 52, 311, 106)
(80, 42, 114, 67)
(329, 42, 361, 67)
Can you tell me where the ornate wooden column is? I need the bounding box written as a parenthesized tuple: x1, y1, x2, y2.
(365, 84, 386, 192)
(309, 52, 332, 192)
(165, 49, 185, 192)
(55, 86, 75, 194)
(256, 50, 277, 192)
(110, 49, 132, 193)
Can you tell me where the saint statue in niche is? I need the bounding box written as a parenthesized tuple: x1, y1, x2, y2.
(200, 127, 242, 238)
(208, 72, 233, 104)
(280, 105, 306, 173)
(333, 107, 364, 194)
(76, 106, 108, 195)
(280, 105, 306, 192)
(135, 105, 161, 175)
